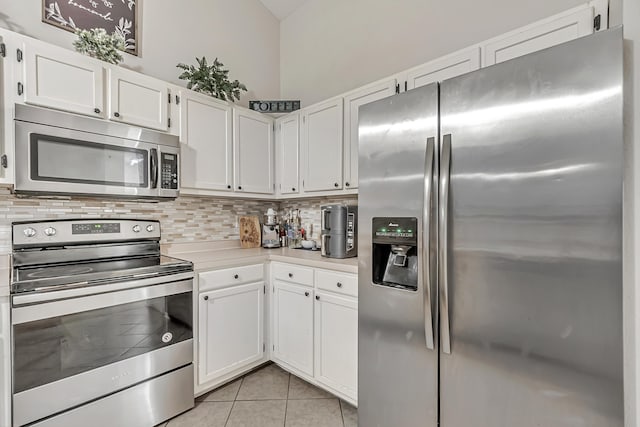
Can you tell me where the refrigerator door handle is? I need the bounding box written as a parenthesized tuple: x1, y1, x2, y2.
(439, 133, 452, 354)
(423, 137, 435, 350)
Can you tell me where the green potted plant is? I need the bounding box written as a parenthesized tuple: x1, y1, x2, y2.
(177, 57, 247, 102)
(73, 28, 125, 65)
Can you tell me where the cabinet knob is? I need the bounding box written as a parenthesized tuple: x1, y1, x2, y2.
(227, 185, 231, 189)
(304, 291, 309, 297)
(345, 182, 350, 187)
(204, 295, 209, 301)
(315, 295, 320, 300)
(292, 187, 296, 191)
(337, 282, 343, 288)
(113, 112, 120, 118)
(238, 186, 242, 190)
(94, 108, 101, 114)
(334, 182, 339, 188)
(288, 273, 293, 278)
(234, 274, 239, 279)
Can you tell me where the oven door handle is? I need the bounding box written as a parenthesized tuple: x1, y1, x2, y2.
(12, 276, 193, 324)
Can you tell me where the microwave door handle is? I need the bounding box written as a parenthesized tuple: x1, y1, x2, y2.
(150, 148, 158, 189)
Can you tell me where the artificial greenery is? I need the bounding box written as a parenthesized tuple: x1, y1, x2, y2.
(73, 28, 125, 65)
(177, 57, 247, 102)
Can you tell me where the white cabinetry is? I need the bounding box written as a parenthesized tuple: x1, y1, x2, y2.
(233, 108, 274, 194)
(108, 67, 169, 131)
(0, 297, 9, 427)
(23, 40, 105, 117)
(272, 280, 314, 376)
(276, 113, 300, 195)
(180, 91, 233, 192)
(404, 47, 481, 90)
(314, 291, 358, 401)
(301, 98, 343, 192)
(198, 282, 264, 384)
(481, 4, 596, 66)
(343, 79, 396, 189)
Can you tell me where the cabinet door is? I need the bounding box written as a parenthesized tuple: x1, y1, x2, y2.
(272, 280, 314, 376)
(343, 79, 396, 189)
(198, 282, 264, 384)
(276, 113, 300, 195)
(180, 91, 233, 191)
(233, 108, 274, 194)
(314, 292, 357, 401)
(482, 6, 594, 66)
(406, 47, 480, 90)
(301, 98, 343, 192)
(109, 68, 169, 131)
(24, 41, 105, 117)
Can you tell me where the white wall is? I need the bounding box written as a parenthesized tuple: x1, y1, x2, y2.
(0, 0, 280, 106)
(280, 0, 589, 105)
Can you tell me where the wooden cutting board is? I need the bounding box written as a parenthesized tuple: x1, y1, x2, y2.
(239, 216, 261, 248)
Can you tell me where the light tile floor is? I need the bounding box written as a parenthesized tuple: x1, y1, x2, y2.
(159, 363, 358, 427)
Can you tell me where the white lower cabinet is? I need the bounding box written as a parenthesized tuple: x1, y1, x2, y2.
(198, 281, 264, 385)
(272, 280, 314, 377)
(314, 291, 358, 401)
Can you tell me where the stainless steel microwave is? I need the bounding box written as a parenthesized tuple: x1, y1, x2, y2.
(14, 104, 180, 199)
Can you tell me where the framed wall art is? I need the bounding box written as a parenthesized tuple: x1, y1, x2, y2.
(42, 0, 138, 55)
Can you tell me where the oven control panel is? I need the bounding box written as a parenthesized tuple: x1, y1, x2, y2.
(13, 219, 161, 247)
(160, 153, 178, 190)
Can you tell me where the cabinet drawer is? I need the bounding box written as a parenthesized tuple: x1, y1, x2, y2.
(316, 269, 357, 297)
(272, 263, 314, 287)
(199, 264, 264, 291)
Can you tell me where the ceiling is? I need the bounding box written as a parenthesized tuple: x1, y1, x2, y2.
(259, 0, 309, 20)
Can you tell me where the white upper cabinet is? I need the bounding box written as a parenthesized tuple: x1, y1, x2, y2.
(481, 4, 597, 66)
(301, 98, 344, 192)
(23, 40, 105, 118)
(180, 90, 233, 191)
(405, 47, 481, 90)
(108, 67, 169, 131)
(198, 282, 264, 385)
(276, 113, 300, 195)
(233, 108, 274, 194)
(343, 79, 396, 189)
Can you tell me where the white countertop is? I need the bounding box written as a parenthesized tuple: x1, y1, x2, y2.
(162, 241, 358, 274)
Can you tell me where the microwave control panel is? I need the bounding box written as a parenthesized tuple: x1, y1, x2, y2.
(160, 153, 178, 190)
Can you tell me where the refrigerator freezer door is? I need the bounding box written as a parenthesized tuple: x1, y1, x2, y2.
(439, 28, 623, 426)
(358, 83, 439, 427)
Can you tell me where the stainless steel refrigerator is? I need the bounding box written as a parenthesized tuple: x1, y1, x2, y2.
(358, 28, 623, 427)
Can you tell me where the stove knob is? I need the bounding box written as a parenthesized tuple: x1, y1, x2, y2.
(44, 227, 57, 236)
(146, 224, 154, 232)
(23, 227, 36, 238)
(132, 225, 141, 233)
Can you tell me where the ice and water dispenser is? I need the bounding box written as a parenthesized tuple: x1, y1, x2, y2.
(372, 217, 418, 291)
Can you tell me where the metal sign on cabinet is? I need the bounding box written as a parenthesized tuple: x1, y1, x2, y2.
(249, 100, 301, 113)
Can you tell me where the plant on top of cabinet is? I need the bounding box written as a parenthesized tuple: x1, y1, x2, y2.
(73, 28, 125, 65)
(177, 57, 247, 102)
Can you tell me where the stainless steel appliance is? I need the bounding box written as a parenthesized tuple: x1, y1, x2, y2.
(321, 204, 357, 259)
(14, 104, 180, 199)
(358, 28, 623, 427)
(10, 219, 195, 427)
(262, 207, 281, 248)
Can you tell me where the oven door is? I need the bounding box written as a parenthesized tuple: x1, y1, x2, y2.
(15, 120, 164, 198)
(11, 278, 193, 427)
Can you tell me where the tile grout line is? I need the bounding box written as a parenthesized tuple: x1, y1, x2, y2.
(339, 399, 345, 427)
(283, 372, 292, 427)
(224, 376, 244, 427)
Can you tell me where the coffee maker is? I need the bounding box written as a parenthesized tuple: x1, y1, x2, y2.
(262, 208, 280, 248)
(371, 217, 418, 290)
(320, 204, 358, 258)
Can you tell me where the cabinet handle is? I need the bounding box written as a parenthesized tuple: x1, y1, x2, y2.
(114, 112, 120, 118)
(334, 182, 339, 188)
(337, 282, 343, 288)
(204, 295, 209, 301)
(345, 182, 350, 187)
(288, 273, 293, 278)
(234, 274, 239, 279)
(94, 108, 101, 114)
(315, 295, 320, 300)
(304, 291, 309, 297)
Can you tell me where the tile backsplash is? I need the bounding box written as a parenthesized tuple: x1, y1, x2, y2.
(0, 188, 357, 253)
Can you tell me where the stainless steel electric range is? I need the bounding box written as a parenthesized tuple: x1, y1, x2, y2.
(10, 219, 195, 427)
